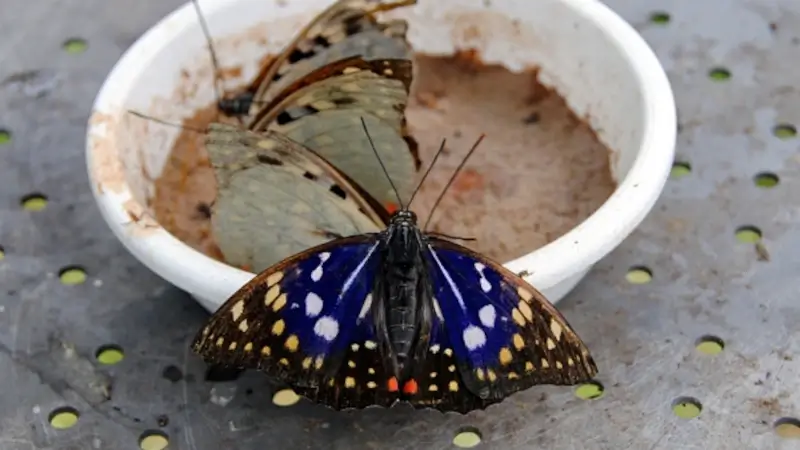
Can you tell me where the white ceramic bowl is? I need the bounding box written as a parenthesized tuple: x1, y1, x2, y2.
(86, 0, 676, 313)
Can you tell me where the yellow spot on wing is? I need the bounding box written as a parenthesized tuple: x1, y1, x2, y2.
(517, 286, 534, 302)
(238, 319, 249, 332)
(244, 342, 253, 352)
(364, 340, 377, 350)
(556, 361, 563, 369)
(513, 334, 525, 350)
(487, 369, 497, 382)
(368, 368, 375, 375)
(499, 348, 513, 365)
(448, 381, 459, 392)
(228, 342, 237, 351)
(367, 381, 377, 389)
(215, 337, 224, 347)
(231, 300, 244, 321)
(541, 358, 550, 369)
(430, 372, 437, 379)
(512, 309, 526, 326)
(518, 301, 534, 322)
(444, 348, 453, 357)
(351, 343, 360, 351)
(266, 271, 284, 286)
(272, 293, 287, 312)
(265, 284, 280, 306)
(476, 368, 485, 381)
(525, 361, 534, 372)
(508, 372, 519, 380)
(448, 365, 456, 372)
(279, 358, 289, 366)
(428, 384, 438, 392)
(285, 334, 299, 352)
(345, 377, 356, 388)
(342, 67, 361, 74)
(567, 357, 575, 366)
(348, 360, 356, 368)
(261, 346, 271, 356)
(314, 356, 324, 369)
(302, 357, 312, 369)
(272, 320, 285, 336)
(546, 338, 556, 350)
(550, 319, 564, 341)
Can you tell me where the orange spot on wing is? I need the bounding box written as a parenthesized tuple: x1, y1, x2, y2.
(385, 202, 399, 214)
(402, 379, 418, 394)
(452, 168, 484, 193)
(387, 377, 399, 392)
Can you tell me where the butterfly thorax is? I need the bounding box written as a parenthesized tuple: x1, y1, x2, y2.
(375, 210, 433, 378)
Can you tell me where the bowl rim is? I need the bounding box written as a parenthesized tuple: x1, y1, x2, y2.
(86, 0, 676, 307)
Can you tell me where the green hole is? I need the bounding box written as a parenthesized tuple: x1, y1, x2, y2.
(139, 430, 170, 450)
(773, 124, 797, 139)
(21, 193, 48, 211)
(625, 266, 653, 285)
(754, 172, 779, 188)
(59, 266, 87, 285)
(708, 67, 731, 81)
(775, 418, 800, 439)
(735, 226, 762, 243)
(95, 345, 125, 365)
(0, 129, 10, 145)
(63, 38, 88, 54)
(670, 161, 692, 179)
(672, 397, 702, 419)
(48, 406, 80, 429)
(650, 11, 671, 24)
(452, 427, 482, 448)
(575, 381, 605, 400)
(695, 335, 725, 355)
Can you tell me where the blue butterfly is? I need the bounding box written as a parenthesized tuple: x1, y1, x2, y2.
(192, 208, 597, 413)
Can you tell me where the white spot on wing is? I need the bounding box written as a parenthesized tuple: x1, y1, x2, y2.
(305, 292, 323, 317)
(311, 252, 332, 282)
(463, 325, 487, 351)
(478, 305, 496, 328)
(357, 293, 373, 322)
(432, 297, 444, 321)
(474, 262, 491, 293)
(313, 316, 339, 341)
(339, 243, 380, 300)
(430, 344, 441, 354)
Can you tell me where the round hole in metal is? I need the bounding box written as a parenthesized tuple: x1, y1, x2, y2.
(63, 38, 88, 54)
(672, 397, 702, 419)
(48, 406, 80, 429)
(453, 427, 482, 448)
(625, 266, 653, 285)
(139, 430, 170, 450)
(773, 124, 797, 140)
(272, 388, 300, 407)
(59, 266, 87, 285)
(753, 172, 779, 188)
(650, 11, 671, 24)
(695, 335, 725, 355)
(774, 417, 800, 439)
(670, 161, 691, 179)
(575, 380, 605, 400)
(735, 226, 762, 243)
(708, 67, 731, 81)
(20, 193, 48, 211)
(95, 344, 125, 365)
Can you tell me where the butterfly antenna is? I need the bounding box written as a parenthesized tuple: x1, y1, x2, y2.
(422, 134, 486, 231)
(406, 138, 446, 209)
(126, 110, 206, 134)
(360, 117, 405, 209)
(191, 0, 223, 105)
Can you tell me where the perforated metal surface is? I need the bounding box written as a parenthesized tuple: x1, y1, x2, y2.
(2, 0, 800, 449)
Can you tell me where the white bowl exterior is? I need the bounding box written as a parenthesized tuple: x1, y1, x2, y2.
(87, 0, 675, 312)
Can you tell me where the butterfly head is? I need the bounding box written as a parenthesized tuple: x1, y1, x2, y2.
(389, 209, 417, 226)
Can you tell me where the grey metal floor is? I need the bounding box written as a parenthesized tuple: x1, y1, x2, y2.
(2, 0, 800, 449)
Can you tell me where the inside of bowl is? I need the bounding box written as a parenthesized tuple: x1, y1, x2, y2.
(111, 0, 644, 212)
